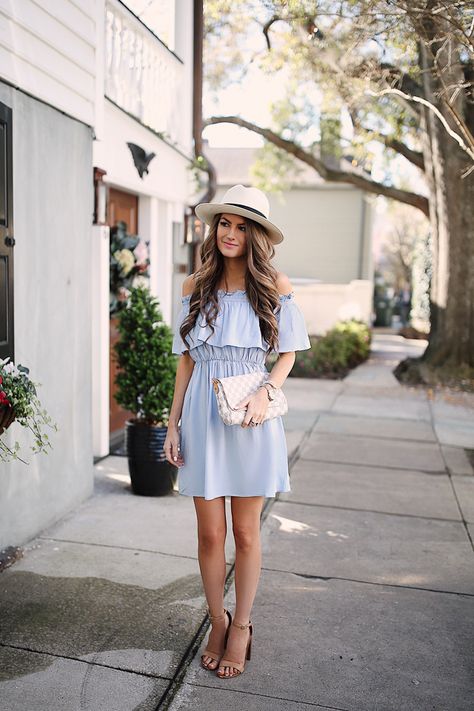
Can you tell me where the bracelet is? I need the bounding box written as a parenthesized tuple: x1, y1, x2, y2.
(258, 383, 278, 392)
(258, 384, 273, 401)
(259, 382, 280, 402)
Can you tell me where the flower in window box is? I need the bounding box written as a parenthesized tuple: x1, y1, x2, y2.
(0, 357, 58, 464)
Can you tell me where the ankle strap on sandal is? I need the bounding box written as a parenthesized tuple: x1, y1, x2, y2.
(207, 607, 227, 621)
(232, 620, 252, 630)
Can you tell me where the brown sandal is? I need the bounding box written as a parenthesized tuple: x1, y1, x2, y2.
(200, 608, 232, 670)
(216, 620, 253, 678)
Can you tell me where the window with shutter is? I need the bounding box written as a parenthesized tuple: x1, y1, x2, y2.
(0, 101, 14, 361)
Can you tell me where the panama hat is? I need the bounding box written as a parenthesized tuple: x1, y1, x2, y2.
(195, 184, 284, 244)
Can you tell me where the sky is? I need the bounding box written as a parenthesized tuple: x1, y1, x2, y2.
(203, 64, 288, 147)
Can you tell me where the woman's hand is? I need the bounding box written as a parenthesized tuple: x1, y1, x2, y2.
(164, 425, 185, 467)
(237, 388, 269, 428)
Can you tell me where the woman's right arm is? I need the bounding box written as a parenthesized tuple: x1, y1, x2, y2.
(164, 275, 196, 466)
(164, 352, 194, 467)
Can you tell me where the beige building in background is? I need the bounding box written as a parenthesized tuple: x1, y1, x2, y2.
(206, 146, 374, 335)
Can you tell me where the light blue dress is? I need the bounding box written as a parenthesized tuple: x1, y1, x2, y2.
(171, 289, 311, 500)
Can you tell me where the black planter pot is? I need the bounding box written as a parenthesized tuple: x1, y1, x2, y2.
(125, 420, 178, 496)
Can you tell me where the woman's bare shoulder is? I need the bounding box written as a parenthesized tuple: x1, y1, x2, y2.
(275, 272, 293, 296)
(182, 273, 196, 297)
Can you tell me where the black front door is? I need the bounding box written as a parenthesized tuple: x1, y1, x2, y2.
(0, 101, 14, 361)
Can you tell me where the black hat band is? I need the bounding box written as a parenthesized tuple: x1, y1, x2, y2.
(224, 202, 267, 220)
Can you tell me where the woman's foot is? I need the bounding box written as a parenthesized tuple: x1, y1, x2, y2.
(216, 620, 253, 678)
(201, 609, 232, 670)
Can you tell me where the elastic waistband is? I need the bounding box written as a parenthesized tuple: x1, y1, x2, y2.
(194, 358, 264, 365)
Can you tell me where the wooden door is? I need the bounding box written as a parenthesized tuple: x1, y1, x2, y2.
(108, 188, 139, 441)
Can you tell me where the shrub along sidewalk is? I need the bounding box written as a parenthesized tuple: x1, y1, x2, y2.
(268, 319, 372, 379)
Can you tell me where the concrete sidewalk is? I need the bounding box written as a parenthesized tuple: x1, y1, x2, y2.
(1, 334, 473, 710)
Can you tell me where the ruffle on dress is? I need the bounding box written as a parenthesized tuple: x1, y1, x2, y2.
(172, 289, 311, 355)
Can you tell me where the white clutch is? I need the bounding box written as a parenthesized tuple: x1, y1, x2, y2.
(212, 371, 288, 426)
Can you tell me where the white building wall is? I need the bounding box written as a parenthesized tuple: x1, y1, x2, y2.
(0, 0, 98, 127)
(0, 85, 94, 548)
(95, 101, 191, 203)
(294, 281, 373, 335)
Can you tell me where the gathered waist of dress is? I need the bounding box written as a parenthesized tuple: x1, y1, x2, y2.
(189, 343, 267, 365)
(195, 358, 263, 365)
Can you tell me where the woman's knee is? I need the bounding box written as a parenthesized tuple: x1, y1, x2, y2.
(232, 524, 259, 552)
(198, 526, 226, 552)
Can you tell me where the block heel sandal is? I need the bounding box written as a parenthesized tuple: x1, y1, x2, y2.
(216, 620, 253, 678)
(200, 608, 232, 671)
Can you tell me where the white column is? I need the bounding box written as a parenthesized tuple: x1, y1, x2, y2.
(154, 199, 173, 324)
(139, 193, 158, 291)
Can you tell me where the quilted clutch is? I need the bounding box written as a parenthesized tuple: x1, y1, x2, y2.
(212, 371, 288, 426)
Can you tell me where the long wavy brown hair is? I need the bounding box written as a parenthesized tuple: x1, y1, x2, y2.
(179, 213, 282, 353)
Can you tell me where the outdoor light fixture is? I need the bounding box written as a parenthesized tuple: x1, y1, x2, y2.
(93, 167, 108, 225)
(184, 209, 204, 244)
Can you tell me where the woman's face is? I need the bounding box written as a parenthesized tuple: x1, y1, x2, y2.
(216, 213, 248, 258)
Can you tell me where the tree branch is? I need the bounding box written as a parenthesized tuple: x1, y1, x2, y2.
(355, 124, 425, 170)
(262, 15, 279, 50)
(204, 115, 430, 215)
(379, 63, 425, 99)
(366, 88, 474, 165)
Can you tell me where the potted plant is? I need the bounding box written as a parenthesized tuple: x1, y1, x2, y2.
(113, 286, 178, 496)
(0, 357, 58, 464)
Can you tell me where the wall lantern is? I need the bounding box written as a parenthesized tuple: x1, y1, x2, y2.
(184, 209, 204, 245)
(93, 167, 108, 225)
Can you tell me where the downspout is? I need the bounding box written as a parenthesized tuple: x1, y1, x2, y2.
(192, 0, 216, 205)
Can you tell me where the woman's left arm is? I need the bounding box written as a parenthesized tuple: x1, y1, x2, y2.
(266, 351, 296, 388)
(239, 273, 300, 427)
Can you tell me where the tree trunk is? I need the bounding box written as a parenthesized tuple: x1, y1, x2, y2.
(425, 142, 474, 367)
(419, 42, 474, 368)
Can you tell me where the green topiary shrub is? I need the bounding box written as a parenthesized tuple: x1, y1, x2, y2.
(113, 286, 177, 425)
(266, 319, 371, 379)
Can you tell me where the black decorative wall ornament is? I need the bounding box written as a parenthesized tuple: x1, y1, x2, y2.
(126, 142, 156, 179)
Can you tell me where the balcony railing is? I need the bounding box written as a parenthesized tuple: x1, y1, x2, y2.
(105, 0, 184, 148)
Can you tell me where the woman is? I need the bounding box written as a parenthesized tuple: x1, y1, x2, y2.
(164, 184, 310, 679)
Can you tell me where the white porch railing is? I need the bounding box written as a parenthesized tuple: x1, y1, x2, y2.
(105, 0, 184, 147)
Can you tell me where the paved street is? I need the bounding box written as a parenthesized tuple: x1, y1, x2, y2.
(1, 333, 473, 710)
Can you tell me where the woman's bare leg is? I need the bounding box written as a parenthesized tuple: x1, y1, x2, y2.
(217, 495, 264, 677)
(193, 496, 228, 669)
